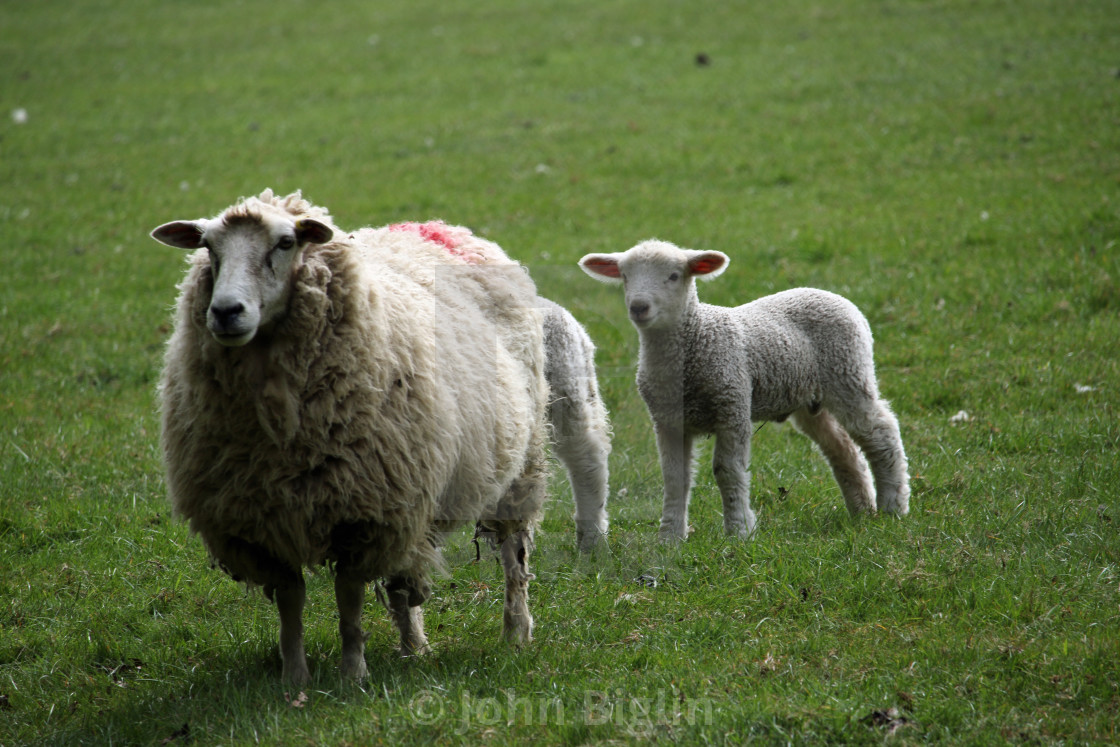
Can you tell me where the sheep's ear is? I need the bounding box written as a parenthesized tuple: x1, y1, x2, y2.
(687, 251, 729, 280)
(579, 254, 624, 284)
(151, 220, 206, 249)
(295, 218, 333, 245)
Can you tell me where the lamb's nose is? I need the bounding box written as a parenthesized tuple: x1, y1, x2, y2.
(629, 301, 650, 319)
(210, 302, 245, 330)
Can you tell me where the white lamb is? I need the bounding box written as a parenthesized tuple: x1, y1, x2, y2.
(539, 297, 611, 552)
(579, 239, 909, 541)
(150, 191, 548, 685)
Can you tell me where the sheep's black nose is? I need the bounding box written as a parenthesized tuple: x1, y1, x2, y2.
(210, 302, 245, 329)
(629, 301, 650, 318)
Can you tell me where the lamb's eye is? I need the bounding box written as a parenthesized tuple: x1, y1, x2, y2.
(668, 272, 680, 282)
(276, 236, 296, 251)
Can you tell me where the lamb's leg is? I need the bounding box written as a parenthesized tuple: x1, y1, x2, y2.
(553, 429, 611, 553)
(844, 400, 910, 515)
(499, 527, 535, 646)
(793, 407, 876, 515)
(655, 423, 694, 541)
(335, 569, 369, 679)
(385, 575, 431, 656)
(273, 577, 310, 686)
(712, 428, 757, 538)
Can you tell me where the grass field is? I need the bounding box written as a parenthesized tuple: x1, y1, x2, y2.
(2, 0, 1118, 743)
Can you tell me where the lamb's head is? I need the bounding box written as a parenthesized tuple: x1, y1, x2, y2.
(151, 197, 333, 346)
(579, 240, 728, 331)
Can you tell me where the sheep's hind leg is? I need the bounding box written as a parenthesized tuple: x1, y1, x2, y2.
(485, 435, 546, 646)
(553, 425, 611, 553)
(793, 407, 875, 515)
(655, 424, 695, 542)
(272, 576, 310, 686)
(843, 400, 910, 516)
(712, 427, 757, 538)
(498, 527, 536, 646)
(385, 575, 431, 656)
(335, 569, 369, 679)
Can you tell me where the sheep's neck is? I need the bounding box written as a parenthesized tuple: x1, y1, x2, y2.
(635, 293, 701, 367)
(635, 298, 704, 428)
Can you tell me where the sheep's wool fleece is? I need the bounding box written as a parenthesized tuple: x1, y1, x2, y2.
(159, 191, 547, 588)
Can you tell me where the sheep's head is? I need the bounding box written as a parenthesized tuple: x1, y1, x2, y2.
(579, 240, 728, 330)
(151, 200, 334, 346)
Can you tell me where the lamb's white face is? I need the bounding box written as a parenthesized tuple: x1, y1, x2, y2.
(579, 241, 729, 331)
(617, 252, 691, 329)
(151, 208, 333, 346)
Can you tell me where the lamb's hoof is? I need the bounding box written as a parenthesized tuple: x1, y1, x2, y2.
(877, 494, 910, 516)
(399, 640, 432, 658)
(576, 527, 608, 554)
(727, 516, 757, 540)
(657, 525, 690, 543)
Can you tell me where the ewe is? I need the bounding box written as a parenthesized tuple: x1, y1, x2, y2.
(579, 239, 909, 541)
(151, 191, 548, 685)
(540, 297, 612, 552)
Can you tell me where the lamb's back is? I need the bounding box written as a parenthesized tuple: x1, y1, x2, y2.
(735, 289, 875, 416)
(670, 289, 873, 426)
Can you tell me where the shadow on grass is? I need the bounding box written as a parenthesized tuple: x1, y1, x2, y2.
(43, 632, 554, 745)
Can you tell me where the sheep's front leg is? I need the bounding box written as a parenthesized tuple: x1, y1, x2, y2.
(713, 427, 757, 539)
(499, 528, 535, 646)
(273, 578, 310, 686)
(335, 570, 369, 680)
(655, 423, 694, 542)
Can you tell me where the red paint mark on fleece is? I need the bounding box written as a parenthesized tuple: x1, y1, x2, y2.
(389, 220, 487, 264)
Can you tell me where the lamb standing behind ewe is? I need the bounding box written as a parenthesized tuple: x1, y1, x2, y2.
(579, 240, 909, 541)
(150, 190, 548, 685)
(539, 297, 611, 552)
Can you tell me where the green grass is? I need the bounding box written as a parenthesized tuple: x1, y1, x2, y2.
(2, 0, 1118, 743)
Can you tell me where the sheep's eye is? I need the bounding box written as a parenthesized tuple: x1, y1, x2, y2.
(668, 272, 680, 282)
(275, 236, 296, 251)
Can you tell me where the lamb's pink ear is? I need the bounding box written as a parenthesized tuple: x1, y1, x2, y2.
(151, 221, 205, 249)
(295, 219, 333, 245)
(579, 254, 624, 284)
(688, 251, 729, 280)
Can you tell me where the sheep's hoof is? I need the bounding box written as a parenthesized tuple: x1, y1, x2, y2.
(502, 612, 534, 648)
(339, 657, 368, 681)
(503, 626, 533, 649)
(283, 662, 311, 688)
